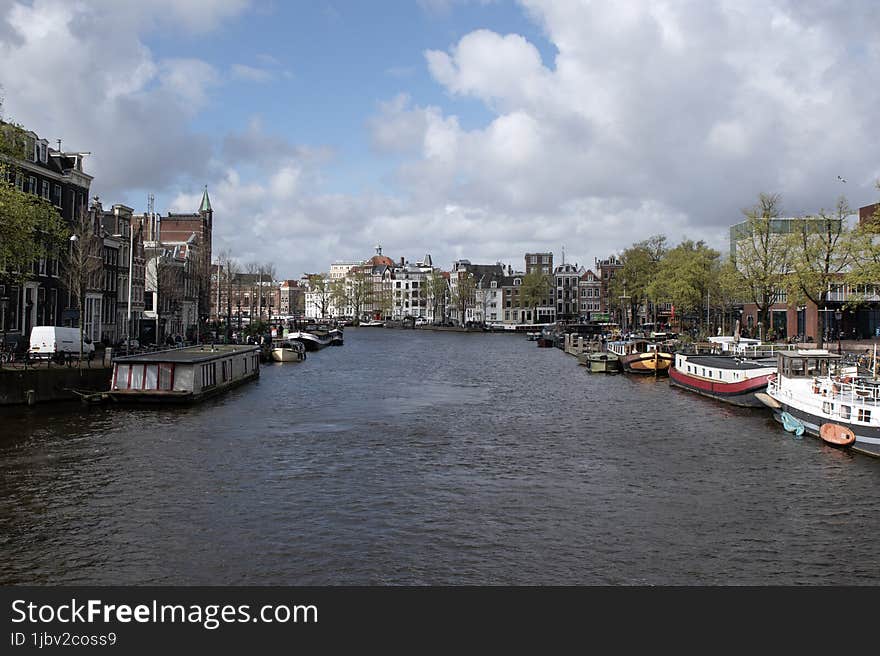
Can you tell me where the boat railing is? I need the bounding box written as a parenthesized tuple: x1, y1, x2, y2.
(775, 372, 880, 407)
(825, 376, 880, 407)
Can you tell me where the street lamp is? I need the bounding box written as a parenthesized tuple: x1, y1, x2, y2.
(68, 234, 85, 364)
(0, 296, 8, 355)
(619, 286, 630, 336)
(836, 311, 843, 354)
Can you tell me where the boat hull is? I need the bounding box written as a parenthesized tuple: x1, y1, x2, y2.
(271, 348, 305, 362)
(289, 332, 332, 351)
(582, 353, 620, 373)
(620, 352, 672, 375)
(107, 370, 260, 404)
(770, 403, 880, 457)
(669, 366, 770, 407)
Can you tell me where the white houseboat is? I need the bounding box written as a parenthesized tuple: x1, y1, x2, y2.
(759, 349, 880, 457)
(669, 352, 776, 407)
(108, 344, 261, 403)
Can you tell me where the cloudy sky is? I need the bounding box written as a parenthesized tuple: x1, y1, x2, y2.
(2, 0, 878, 279)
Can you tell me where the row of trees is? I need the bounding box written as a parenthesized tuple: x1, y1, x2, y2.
(214, 250, 279, 338)
(607, 190, 880, 348)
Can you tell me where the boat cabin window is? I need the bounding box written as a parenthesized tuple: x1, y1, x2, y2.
(804, 358, 832, 377)
(840, 405, 851, 420)
(783, 357, 807, 377)
(858, 408, 871, 423)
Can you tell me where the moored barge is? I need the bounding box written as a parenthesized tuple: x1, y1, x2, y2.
(108, 344, 261, 403)
(669, 353, 776, 407)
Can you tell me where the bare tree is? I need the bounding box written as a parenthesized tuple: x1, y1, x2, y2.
(65, 206, 103, 366)
(260, 262, 277, 323)
(216, 250, 239, 341)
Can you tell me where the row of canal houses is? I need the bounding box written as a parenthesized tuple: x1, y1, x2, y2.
(302, 246, 645, 327)
(1, 121, 215, 348)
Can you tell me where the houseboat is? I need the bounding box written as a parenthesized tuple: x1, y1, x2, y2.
(669, 352, 776, 407)
(758, 350, 880, 457)
(108, 344, 261, 403)
(607, 338, 673, 375)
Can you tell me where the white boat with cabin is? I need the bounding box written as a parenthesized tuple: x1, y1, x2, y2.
(271, 338, 306, 362)
(759, 349, 880, 457)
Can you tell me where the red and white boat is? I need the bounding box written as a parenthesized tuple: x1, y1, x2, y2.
(669, 352, 777, 407)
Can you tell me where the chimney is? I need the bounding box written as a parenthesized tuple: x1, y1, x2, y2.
(400, 256, 405, 266)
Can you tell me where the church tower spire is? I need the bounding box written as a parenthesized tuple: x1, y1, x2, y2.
(199, 185, 212, 213)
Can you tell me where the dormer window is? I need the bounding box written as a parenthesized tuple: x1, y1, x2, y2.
(514, 278, 521, 286)
(490, 281, 497, 289)
(39, 142, 47, 163)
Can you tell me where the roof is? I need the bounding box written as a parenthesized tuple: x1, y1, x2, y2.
(113, 344, 260, 364)
(200, 186, 212, 213)
(778, 350, 840, 359)
(367, 254, 394, 267)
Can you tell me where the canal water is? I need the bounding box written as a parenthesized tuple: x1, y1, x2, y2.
(1, 329, 877, 585)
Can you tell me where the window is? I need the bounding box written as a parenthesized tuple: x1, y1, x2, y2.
(542, 255, 549, 264)
(28, 176, 37, 194)
(158, 364, 174, 390)
(41, 180, 50, 199)
(858, 408, 871, 423)
(40, 143, 47, 163)
(48, 289, 57, 324)
(201, 362, 217, 388)
(840, 405, 851, 420)
(530, 255, 537, 264)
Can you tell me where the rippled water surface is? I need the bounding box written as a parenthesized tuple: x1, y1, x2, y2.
(1, 329, 878, 584)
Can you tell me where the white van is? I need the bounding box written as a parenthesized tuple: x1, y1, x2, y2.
(29, 326, 95, 360)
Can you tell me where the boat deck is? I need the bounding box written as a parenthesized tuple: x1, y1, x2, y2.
(683, 355, 775, 370)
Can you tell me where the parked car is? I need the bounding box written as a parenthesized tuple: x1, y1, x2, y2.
(414, 317, 428, 326)
(29, 326, 95, 360)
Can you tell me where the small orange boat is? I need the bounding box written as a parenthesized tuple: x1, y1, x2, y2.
(819, 423, 856, 447)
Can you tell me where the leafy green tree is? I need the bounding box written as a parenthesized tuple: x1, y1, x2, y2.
(847, 180, 880, 302)
(519, 269, 550, 324)
(649, 240, 719, 332)
(784, 197, 855, 349)
(730, 193, 790, 339)
(0, 121, 68, 293)
(609, 235, 667, 328)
